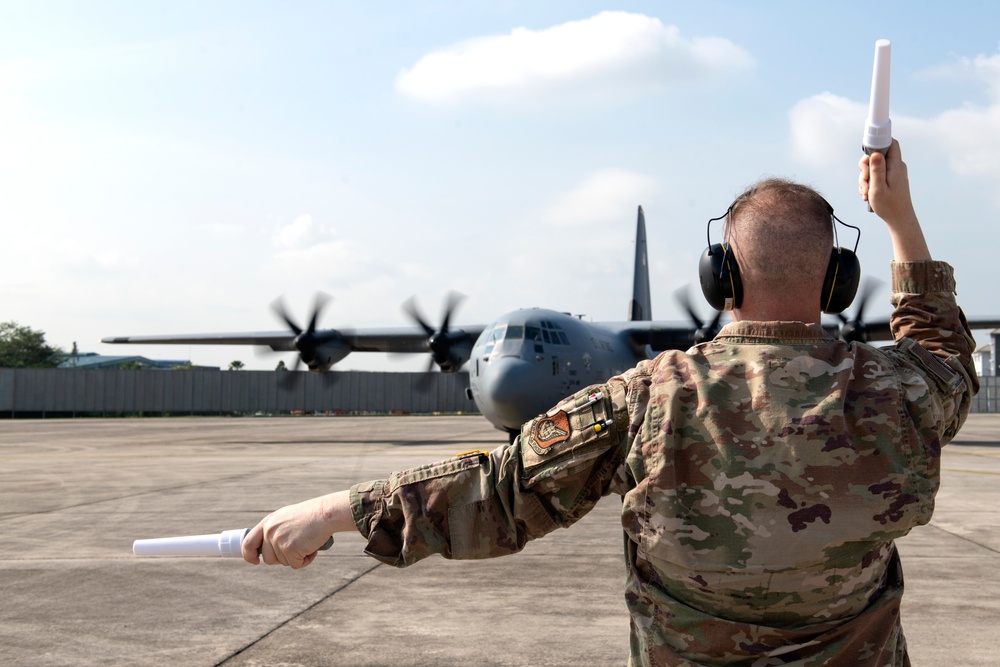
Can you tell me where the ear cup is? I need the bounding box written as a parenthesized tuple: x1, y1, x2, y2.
(699, 244, 743, 311)
(821, 247, 861, 314)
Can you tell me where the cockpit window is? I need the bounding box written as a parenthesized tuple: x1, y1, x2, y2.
(479, 323, 496, 345)
(504, 325, 524, 340)
(484, 319, 571, 351)
(482, 324, 502, 355)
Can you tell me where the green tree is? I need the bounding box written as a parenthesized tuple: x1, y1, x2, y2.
(0, 321, 63, 368)
(228, 360, 245, 371)
(275, 359, 287, 371)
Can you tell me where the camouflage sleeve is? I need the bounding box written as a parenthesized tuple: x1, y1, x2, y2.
(348, 381, 632, 567)
(887, 260, 978, 442)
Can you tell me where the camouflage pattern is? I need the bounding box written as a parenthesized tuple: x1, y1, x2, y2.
(351, 260, 976, 666)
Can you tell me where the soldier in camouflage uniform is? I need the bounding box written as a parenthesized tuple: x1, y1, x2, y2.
(243, 140, 977, 666)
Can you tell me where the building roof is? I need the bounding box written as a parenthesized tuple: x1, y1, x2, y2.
(59, 353, 217, 370)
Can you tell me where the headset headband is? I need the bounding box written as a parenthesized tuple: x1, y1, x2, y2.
(699, 194, 862, 314)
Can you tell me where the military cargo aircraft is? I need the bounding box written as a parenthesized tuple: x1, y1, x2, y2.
(104, 207, 1000, 439)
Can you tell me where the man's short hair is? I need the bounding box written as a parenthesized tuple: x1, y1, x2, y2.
(726, 178, 834, 297)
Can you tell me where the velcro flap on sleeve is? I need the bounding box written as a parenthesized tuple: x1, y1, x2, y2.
(518, 383, 627, 478)
(898, 336, 966, 395)
(389, 453, 485, 493)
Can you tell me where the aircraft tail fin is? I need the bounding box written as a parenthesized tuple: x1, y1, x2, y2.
(628, 205, 652, 321)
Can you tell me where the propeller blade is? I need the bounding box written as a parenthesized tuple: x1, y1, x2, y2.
(676, 286, 723, 344)
(271, 292, 340, 373)
(440, 291, 465, 333)
(675, 289, 705, 330)
(836, 278, 884, 343)
(853, 278, 880, 323)
(709, 309, 723, 333)
(271, 296, 302, 336)
(278, 356, 302, 390)
(403, 292, 468, 376)
(403, 297, 436, 338)
(307, 292, 332, 334)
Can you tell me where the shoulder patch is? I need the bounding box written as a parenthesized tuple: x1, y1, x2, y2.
(534, 411, 571, 449)
(519, 383, 627, 478)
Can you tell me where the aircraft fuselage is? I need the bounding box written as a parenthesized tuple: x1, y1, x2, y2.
(466, 307, 648, 434)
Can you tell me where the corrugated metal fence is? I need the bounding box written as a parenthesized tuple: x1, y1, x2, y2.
(0, 369, 475, 417)
(971, 375, 1000, 414)
(1, 369, 997, 417)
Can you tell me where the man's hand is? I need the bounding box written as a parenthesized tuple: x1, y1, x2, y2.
(858, 139, 930, 262)
(241, 490, 353, 569)
(858, 139, 918, 226)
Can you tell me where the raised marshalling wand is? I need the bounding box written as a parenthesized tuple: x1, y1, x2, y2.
(133, 528, 333, 558)
(862, 39, 892, 212)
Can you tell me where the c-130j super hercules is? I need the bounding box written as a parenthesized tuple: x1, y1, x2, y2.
(105, 207, 1000, 441)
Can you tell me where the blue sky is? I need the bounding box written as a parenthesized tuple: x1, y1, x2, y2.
(2, 1, 999, 370)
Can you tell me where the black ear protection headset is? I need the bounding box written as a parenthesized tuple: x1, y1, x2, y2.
(698, 197, 861, 315)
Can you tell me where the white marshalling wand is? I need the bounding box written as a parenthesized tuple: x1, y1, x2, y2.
(862, 39, 892, 212)
(132, 528, 333, 557)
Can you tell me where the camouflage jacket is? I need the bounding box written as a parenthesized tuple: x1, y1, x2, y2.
(351, 260, 977, 666)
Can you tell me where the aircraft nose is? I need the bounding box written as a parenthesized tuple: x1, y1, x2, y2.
(480, 355, 551, 431)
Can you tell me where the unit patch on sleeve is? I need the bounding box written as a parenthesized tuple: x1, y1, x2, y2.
(534, 410, 571, 449)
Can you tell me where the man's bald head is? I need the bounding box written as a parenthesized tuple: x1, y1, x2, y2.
(726, 178, 833, 318)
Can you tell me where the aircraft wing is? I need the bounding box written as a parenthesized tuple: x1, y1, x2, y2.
(103, 331, 301, 351)
(598, 321, 707, 352)
(819, 315, 1000, 344)
(965, 317, 1000, 332)
(102, 326, 487, 355)
(605, 315, 1000, 353)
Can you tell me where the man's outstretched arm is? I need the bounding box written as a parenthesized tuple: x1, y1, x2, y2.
(241, 380, 633, 570)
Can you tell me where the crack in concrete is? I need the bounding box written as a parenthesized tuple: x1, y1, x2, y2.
(216, 560, 384, 666)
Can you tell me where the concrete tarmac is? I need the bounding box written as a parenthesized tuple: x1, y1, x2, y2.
(0, 414, 997, 666)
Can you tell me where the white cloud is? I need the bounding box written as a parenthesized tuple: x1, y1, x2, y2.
(497, 168, 657, 303)
(272, 213, 317, 248)
(267, 238, 367, 282)
(913, 49, 1000, 179)
(919, 49, 1000, 101)
(267, 214, 381, 288)
(395, 11, 755, 106)
(925, 104, 1000, 177)
(543, 168, 658, 227)
(788, 92, 867, 169)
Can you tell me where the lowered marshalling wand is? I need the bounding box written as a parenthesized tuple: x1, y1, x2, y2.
(132, 528, 333, 558)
